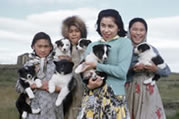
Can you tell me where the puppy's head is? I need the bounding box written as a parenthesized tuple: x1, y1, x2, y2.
(76, 38, 91, 51)
(54, 59, 74, 75)
(93, 44, 111, 62)
(134, 42, 151, 55)
(18, 65, 36, 80)
(55, 38, 71, 53)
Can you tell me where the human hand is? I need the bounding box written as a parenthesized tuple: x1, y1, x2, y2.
(87, 76, 103, 89)
(41, 80, 49, 91)
(144, 64, 157, 73)
(133, 64, 145, 72)
(58, 56, 72, 61)
(82, 62, 97, 72)
(31, 83, 37, 89)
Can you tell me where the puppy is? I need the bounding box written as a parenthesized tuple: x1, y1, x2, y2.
(48, 59, 76, 107)
(134, 42, 166, 85)
(75, 44, 111, 85)
(16, 65, 42, 119)
(53, 38, 72, 61)
(76, 38, 92, 61)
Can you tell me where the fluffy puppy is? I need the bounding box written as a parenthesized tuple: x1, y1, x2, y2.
(75, 44, 111, 85)
(48, 59, 76, 108)
(76, 38, 92, 61)
(16, 65, 42, 119)
(134, 42, 166, 85)
(53, 38, 72, 61)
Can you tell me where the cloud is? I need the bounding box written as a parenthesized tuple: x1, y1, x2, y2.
(147, 16, 179, 40)
(0, 8, 179, 73)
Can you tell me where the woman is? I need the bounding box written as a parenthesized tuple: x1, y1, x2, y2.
(61, 16, 88, 119)
(16, 32, 64, 119)
(77, 9, 133, 119)
(126, 18, 171, 119)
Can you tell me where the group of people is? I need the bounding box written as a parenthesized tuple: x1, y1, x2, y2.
(16, 8, 171, 119)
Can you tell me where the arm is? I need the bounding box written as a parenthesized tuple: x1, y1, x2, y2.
(145, 46, 171, 77)
(97, 39, 133, 80)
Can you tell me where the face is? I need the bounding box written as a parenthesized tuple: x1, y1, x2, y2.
(100, 17, 119, 41)
(129, 22, 147, 46)
(33, 39, 52, 58)
(68, 25, 81, 45)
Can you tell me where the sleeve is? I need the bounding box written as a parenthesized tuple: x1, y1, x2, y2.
(96, 39, 133, 80)
(152, 46, 171, 77)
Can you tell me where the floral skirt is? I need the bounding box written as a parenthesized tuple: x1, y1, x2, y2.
(77, 84, 130, 119)
(125, 73, 166, 119)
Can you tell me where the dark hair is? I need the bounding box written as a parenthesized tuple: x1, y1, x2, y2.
(96, 9, 127, 37)
(31, 32, 53, 49)
(62, 16, 87, 38)
(129, 18, 148, 32)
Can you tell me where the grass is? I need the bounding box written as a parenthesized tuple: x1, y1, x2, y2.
(0, 67, 179, 119)
(0, 68, 19, 119)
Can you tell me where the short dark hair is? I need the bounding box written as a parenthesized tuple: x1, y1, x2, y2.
(129, 17, 148, 32)
(31, 32, 53, 49)
(96, 9, 127, 37)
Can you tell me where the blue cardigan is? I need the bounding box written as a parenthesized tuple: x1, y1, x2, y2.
(85, 37, 133, 95)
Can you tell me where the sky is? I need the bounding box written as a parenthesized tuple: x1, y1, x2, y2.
(0, 0, 179, 73)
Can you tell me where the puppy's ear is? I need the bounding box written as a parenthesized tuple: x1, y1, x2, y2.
(106, 44, 111, 50)
(55, 39, 62, 47)
(86, 40, 92, 45)
(18, 68, 23, 74)
(53, 61, 57, 65)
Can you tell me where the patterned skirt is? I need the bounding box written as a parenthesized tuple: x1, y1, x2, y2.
(125, 73, 166, 119)
(77, 84, 130, 119)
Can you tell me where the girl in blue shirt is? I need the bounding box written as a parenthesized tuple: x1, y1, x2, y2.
(77, 9, 133, 119)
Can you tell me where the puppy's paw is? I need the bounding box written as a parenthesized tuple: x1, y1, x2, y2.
(35, 79, 42, 88)
(32, 108, 41, 114)
(75, 64, 84, 74)
(22, 112, 27, 119)
(143, 79, 152, 85)
(56, 99, 62, 106)
(48, 86, 55, 93)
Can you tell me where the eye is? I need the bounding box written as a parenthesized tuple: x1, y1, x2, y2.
(27, 74, 32, 79)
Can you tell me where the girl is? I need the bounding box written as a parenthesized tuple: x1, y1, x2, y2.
(77, 9, 133, 119)
(126, 18, 171, 119)
(16, 32, 64, 119)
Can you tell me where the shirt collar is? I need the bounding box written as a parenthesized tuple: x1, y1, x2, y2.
(100, 35, 119, 42)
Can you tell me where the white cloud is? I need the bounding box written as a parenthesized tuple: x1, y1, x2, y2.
(147, 16, 179, 40)
(0, 9, 178, 73)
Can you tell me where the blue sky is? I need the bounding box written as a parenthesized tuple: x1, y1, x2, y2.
(0, 0, 179, 72)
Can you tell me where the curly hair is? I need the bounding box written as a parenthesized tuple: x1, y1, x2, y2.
(61, 16, 87, 38)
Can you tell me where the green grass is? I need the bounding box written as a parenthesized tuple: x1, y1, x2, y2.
(0, 67, 179, 119)
(0, 68, 19, 119)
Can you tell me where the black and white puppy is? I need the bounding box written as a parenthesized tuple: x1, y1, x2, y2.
(16, 65, 42, 119)
(53, 38, 72, 61)
(48, 59, 76, 107)
(75, 44, 111, 85)
(134, 42, 166, 85)
(76, 38, 92, 61)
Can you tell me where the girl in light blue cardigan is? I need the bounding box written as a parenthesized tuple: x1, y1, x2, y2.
(77, 9, 133, 119)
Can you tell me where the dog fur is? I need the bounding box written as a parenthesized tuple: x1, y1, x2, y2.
(16, 65, 42, 119)
(53, 38, 72, 61)
(76, 38, 92, 61)
(48, 59, 76, 108)
(134, 42, 166, 85)
(75, 44, 110, 85)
